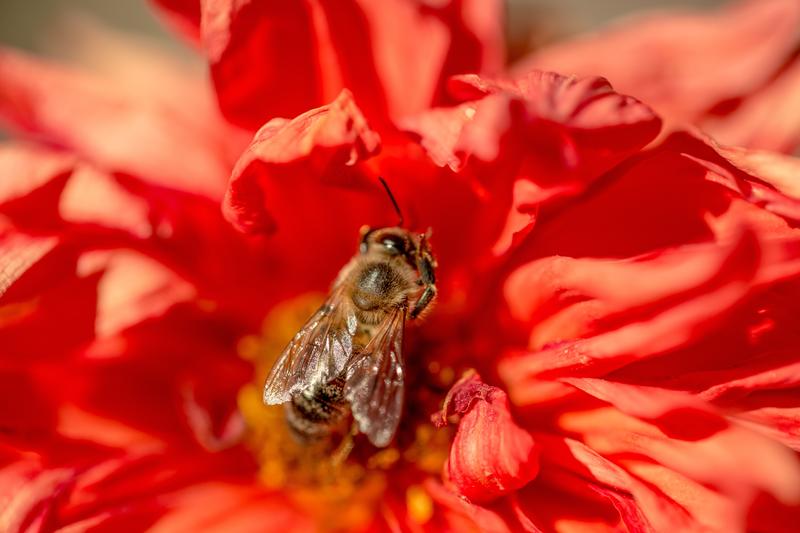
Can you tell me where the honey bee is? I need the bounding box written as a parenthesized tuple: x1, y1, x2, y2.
(263, 179, 437, 448)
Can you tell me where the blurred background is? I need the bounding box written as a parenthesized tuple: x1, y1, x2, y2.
(0, 0, 729, 61)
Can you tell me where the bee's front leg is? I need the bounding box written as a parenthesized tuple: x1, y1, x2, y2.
(411, 252, 436, 319)
(411, 284, 436, 319)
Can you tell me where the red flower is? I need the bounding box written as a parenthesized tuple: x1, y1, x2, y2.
(1, 1, 800, 531)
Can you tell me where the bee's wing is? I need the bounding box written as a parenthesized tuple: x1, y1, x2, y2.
(263, 286, 358, 405)
(345, 307, 405, 447)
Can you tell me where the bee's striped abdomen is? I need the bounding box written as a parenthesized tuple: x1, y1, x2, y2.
(285, 377, 348, 442)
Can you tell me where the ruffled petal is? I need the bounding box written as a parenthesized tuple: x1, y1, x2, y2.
(223, 89, 380, 234)
(434, 372, 540, 503)
(662, 131, 800, 224)
(403, 71, 661, 198)
(399, 71, 660, 261)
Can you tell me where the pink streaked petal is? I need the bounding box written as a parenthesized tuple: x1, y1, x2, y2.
(503, 273, 753, 398)
(515, 481, 632, 533)
(0, 48, 230, 199)
(0, 461, 76, 533)
(504, 233, 759, 328)
(699, 360, 800, 403)
(0, 234, 58, 300)
(618, 458, 742, 533)
(56, 404, 165, 453)
(714, 143, 800, 206)
(423, 479, 518, 533)
(562, 408, 800, 508)
(560, 378, 714, 420)
(664, 131, 800, 225)
(147, 482, 314, 533)
(60, 166, 153, 239)
(737, 407, 800, 451)
(77, 250, 196, 339)
(704, 59, 800, 153)
(502, 225, 763, 387)
(0, 143, 74, 204)
(400, 71, 659, 263)
(55, 449, 256, 527)
(518, 0, 800, 125)
(535, 434, 698, 532)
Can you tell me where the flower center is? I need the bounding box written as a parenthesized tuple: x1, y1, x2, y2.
(236, 293, 454, 530)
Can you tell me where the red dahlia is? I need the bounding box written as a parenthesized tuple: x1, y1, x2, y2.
(1, 0, 800, 531)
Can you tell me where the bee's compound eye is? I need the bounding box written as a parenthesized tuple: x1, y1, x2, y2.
(381, 235, 406, 255)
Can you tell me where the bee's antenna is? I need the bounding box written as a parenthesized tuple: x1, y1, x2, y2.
(379, 176, 404, 227)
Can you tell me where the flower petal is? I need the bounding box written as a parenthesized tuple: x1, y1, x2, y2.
(0, 462, 76, 533)
(560, 406, 800, 509)
(434, 372, 540, 503)
(534, 434, 727, 532)
(500, 226, 770, 399)
(77, 250, 196, 339)
(0, 48, 232, 199)
(0, 234, 58, 300)
(423, 479, 520, 533)
(177, 0, 504, 128)
(223, 89, 380, 235)
(399, 71, 660, 261)
(519, 0, 800, 130)
(403, 71, 661, 196)
(704, 60, 800, 152)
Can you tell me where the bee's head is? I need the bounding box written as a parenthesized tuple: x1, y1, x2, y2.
(359, 177, 436, 271)
(358, 226, 433, 264)
(359, 226, 410, 257)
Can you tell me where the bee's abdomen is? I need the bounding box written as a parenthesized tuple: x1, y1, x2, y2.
(285, 377, 348, 442)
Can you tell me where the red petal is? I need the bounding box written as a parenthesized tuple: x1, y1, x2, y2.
(0, 252, 99, 364)
(435, 372, 540, 503)
(403, 71, 660, 195)
(519, 0, 800, 128)
(223, 89, 380, 234)
(148, 0, 202, 43)
(399, 71, 659, 262)
(188, 0, 503, 128)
